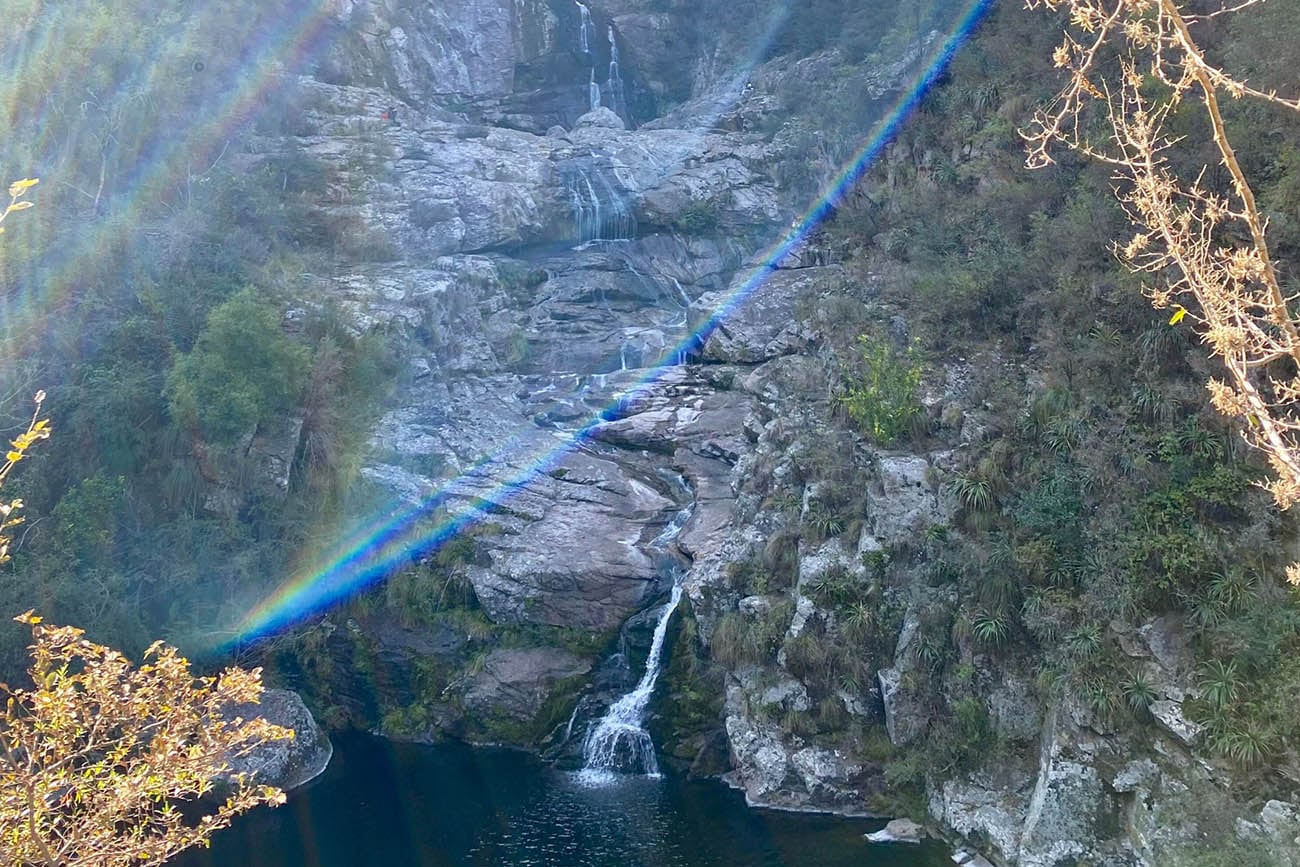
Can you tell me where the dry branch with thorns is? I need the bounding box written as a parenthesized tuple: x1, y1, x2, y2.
(1023, 0, 1300, 585)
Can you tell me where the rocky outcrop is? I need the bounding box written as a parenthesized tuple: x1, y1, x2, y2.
(223, 689, 333, 791)
(464, 647, 591, 722)
(696, 266, 837, 363)
(1237, 801, 1300, 867)
(322, 0, 559, 104)
(723, 694, 869, 814)
(865, 818, 925, 844)
(878, 607, 930, 746)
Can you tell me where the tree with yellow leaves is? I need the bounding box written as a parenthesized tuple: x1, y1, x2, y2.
(1023, 0, 1300, 582)
(0, 178, 38, 235)
(0, 614, 291, 867)
(0, 389, 50, 566)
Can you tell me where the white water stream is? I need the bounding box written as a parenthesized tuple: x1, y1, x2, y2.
(577, 481, 693, 784)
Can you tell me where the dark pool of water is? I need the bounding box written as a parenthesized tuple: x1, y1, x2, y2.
(177, 733, 951, 867)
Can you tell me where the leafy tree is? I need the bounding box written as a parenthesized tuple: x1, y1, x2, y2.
(165, 288, 310, 444)
(838, 335, 925, 445)
(0, 614, 291, 867)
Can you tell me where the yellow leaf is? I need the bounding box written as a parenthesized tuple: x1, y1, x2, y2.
(7, 201, 33, 211)
(1169, 306, 1187, 325)
(5, 451, 22, 463)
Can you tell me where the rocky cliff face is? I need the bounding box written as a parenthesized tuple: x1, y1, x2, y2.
(248, 2, 1300, 864)
(261, 0, 908, 644)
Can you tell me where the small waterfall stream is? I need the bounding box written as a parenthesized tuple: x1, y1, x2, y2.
(577, 1, 594, 54)
(575, 1, 611, 117)
(566, 166, 636, 243)
(588, 69, 602, 112)
(607, 25, 626, 121)
(577, 476, 694, 784)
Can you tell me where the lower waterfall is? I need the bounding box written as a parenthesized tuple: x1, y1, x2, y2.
(577, 482, 692, 784)
(577, 584, 681, 783)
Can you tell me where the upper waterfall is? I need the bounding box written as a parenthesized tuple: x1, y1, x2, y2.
(577, 2, 594, 54)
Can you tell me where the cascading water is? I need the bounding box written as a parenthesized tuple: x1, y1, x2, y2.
(576, 1, 602, 116)
(671, 278, 692, 309)
(566, 165, 636, 243)
(578, 478, 694, 784)
(607, 25, 626, 121)
(577, 1, 594, 54)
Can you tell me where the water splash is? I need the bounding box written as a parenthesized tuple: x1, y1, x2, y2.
(577, 585, 681, 783)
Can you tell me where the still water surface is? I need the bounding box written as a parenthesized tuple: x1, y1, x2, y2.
(178, 733, 950, 867)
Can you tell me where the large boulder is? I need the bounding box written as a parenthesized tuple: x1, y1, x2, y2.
(868, 455, 943, 547)
(723, 709, 792, 802)
(458, 447, 674, 631)
(223, 689, 332, 791)
(930, 777, 1029, 863)
(865, 818, 925, 844)
(723, 685, 869, 814)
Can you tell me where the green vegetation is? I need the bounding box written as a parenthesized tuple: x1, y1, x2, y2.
(692, 0, 1300, 846)
(166, 289, 311, 443)
(710, 601, 793, 668)
(672, 200, 720, 235)
(0, 1, 401, 668)
(838, 335, 925, 445)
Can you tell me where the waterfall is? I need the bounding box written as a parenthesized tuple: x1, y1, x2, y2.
(566, 165, 635, 243)
(596, 171, 634, 239)
(588, 68, 601, 112)
(569, 171, 601, 245)
(577, 586, 681, 783)
(563, 702, 582, 744)
(671, 278, 692, 309)
(607, 26, 626, 121)
(578, 483, 693, 784)
(577, 2, 594, 54)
